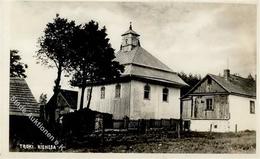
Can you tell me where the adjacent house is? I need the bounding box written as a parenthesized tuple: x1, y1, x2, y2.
(9, 77, 42, 144)
(10, 77, 40, 117)
(45, 89, 78, 123)
(78, 24, 188, 119)
(181, 69, 256, 132)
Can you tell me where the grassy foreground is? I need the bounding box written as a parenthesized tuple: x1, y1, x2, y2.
(66, 130, 256, 153)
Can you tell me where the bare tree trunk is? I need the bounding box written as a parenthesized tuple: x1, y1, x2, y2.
(49, 65, 62, 132)
(86, 85, 93, 110)
(54, 65, 62, 95)
(79, 86, 86, 110)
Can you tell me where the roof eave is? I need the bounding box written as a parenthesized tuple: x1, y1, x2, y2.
(229, 92, 256, 99)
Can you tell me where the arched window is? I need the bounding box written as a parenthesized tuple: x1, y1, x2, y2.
(144, 84, 150, 99)
(100, 86, 105, 99)
(162, 87, 169, 102)
(115, 84, 121, 98)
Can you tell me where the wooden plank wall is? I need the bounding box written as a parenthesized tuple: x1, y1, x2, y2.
(192, 95, 229, 119)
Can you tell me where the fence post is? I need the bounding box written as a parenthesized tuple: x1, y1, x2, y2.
(145, 119, 149, 133)
(137, 119, 140, 134)
(210, 124, 212, 133)
(123, 116, 129, 130)
(95, 114, 104, 145)
(177, 122, 180, 138)
(101, 120, 105, 145)
(235, 124, 237, 133)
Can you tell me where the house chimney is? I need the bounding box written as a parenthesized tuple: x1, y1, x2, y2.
(224, 69, 230, 80)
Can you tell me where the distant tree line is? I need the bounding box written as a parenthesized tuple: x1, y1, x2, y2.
(178, 72, 201, 96)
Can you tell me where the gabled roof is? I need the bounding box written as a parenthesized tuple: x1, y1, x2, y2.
(47, 89, 78, 110)
(59, 89, 78, 109)
(182, 73, 256, 98)
(10, 77, 40, 117)
(209, 74, 256, 97)
(115, 46, 187, 86)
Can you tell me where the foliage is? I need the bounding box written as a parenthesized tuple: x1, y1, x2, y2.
(247, 73, 255, 81)
(178, 72, 201, 96)
(36, 14, 76, 94)
(39, 93, 47, 105)
(69, 20, 124, 109)
(10, 50, 28, 78)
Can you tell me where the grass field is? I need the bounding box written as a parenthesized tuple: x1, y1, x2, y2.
(66, 130, 256, 153)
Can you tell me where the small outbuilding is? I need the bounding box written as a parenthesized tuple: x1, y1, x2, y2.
(45, 89, 78, 123)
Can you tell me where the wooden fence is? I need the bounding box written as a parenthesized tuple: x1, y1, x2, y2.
(61, 109, 182, 138)
(101, 117, 181, 136)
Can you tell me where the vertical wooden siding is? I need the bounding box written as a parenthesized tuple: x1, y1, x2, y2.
(191, 95, 229, 119)
(193, 77, 227, 93)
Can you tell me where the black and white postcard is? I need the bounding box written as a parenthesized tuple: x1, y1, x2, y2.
(1, 0, 259, 158)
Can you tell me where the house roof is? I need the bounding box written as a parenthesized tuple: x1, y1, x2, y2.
(209, 74, 256, 97)
(47, 89, 78, 110)
(182, 73, 256, 98)
(59, 89, 78, 109)
(9, 77, 40, 117)
(115, 46, 187, 86)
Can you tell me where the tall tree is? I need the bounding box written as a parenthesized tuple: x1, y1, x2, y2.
(69, 21, 124, 110)
(36, 14, 76, 95)
(10, 50, 28, 78)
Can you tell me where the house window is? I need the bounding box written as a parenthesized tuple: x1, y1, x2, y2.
(194, 99, 198, 118)
(86, 88, 91, 100)
(208, 78, 212, 85)
(162, 87, 169, 102)
(206, 98, 213, 110)
(250, 101, 255, 114)
(144, 84, 150, 99)
(191, 101, 193, 117)
(115, 84, 121, 98)
(100, 87, 105, 99)
(206, 78, 212, 92)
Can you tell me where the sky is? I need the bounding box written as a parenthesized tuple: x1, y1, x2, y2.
(7, 1, 257, 101)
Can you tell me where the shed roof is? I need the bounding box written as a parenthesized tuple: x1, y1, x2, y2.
(9, 77, 40, 117)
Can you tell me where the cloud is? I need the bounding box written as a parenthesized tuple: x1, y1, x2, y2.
(8, 1, 256, 100)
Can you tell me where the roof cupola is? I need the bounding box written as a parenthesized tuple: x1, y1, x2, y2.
(120, 22, 140, 52)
